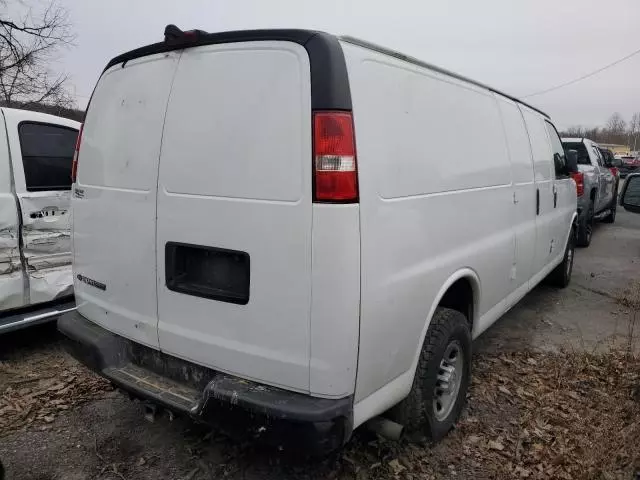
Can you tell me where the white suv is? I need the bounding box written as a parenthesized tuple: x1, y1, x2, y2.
(60, 26, 577, 453)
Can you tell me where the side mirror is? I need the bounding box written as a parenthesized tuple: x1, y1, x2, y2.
(619, 173, 640, 214)
(565, 150, 579, 174)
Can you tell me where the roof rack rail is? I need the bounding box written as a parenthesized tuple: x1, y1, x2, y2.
(339, 35, 549, 119)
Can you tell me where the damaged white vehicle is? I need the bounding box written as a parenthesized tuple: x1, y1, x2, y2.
(0, 108, 79, 333)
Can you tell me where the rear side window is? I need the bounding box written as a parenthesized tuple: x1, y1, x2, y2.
(562, 142, 591, 165)
(591, 146, 604, 167)
(18, 123, 78, 192)
(599, 148, 611, 165)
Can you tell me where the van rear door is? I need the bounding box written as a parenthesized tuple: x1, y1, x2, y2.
(156, 41, 313, 392)
(73, 52, 181, 348)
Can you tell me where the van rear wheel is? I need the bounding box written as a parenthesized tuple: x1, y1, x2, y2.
(389, 307, 471, 442)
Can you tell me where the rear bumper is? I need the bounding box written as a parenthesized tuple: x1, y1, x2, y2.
(58, 310, 353, 454)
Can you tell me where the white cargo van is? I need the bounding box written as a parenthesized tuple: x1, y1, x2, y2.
(0, 108, 78, 333)
(60, 27, 577, 452)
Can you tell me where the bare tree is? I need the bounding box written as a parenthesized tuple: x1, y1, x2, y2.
(606, 112, 626, 134)
(0, 0, 74, 108)
(560, 126, 605, 143)
(604, 112, 627, 144)
(629, 112, 640, 152)
(563, 126, 586, 137)
(563, 114, 639, 148)
(585, 127, 602, 143)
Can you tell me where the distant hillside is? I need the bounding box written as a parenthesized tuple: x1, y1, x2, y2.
(0, 102, 84, 122)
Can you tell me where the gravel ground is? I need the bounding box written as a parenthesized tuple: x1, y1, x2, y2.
(1, 209, 639, 480)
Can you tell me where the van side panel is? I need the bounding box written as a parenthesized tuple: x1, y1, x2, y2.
(521, 107, 555, 279)
(73, 52, 182, 348)
(309, 204, 360, 398)
(495, 96, 537, 292)
(341, 42, 515, 403)
(0, 111, 24, 309)
(156, 42, 313, 392)
(544, 122, 577, 266)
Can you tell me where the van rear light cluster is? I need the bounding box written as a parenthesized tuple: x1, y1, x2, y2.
(71, 124, 83, 183)
(570, 172, 584, 197)
(313, 111, 358, 202)
(609, 167, 619, 177)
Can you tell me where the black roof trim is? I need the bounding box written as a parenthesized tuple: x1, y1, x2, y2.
(102, 28, 352, 111)
(339, 35, 550, 119)
(99, 28, 548, 119)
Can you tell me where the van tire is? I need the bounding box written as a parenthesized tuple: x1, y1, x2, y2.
(547, 225, 575, 288)
(389, 307, 471, 442)
(576, 201, 594, 247)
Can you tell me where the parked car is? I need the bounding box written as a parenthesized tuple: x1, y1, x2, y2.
(561, 138, 617, 246)
(598, 146, 621, 199)
(598, 147, 621, 178)
(59, 26, 577, 453)
(0, 108, 78, 333)
(618, 155, 640, 179)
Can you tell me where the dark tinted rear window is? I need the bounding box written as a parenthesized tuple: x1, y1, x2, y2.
(562, 141, 591, 165)
(19, 123, 78, 192)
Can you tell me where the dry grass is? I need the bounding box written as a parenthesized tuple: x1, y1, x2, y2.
(2, 335, 640, 479)
(0, 345, 112, 435)
(329, 350, 640, 480)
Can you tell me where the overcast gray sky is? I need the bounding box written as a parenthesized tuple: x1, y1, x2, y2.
(56, 0, 639, 129)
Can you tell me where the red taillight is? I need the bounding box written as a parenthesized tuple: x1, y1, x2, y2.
(570, 172, 584, 197)
(609, 167, 619, 177)
(71, 124, 83, 183)
(313, 111, 358, 202)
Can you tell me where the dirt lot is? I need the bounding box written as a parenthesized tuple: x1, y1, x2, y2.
(1, 210, 639, 480)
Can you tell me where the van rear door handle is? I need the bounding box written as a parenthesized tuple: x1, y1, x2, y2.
(536, 189, 540, 215)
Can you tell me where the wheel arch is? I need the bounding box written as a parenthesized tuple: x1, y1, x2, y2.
(437, 275, 478, 329)
(407, 269, 479, 386)
(353, 269, 480, 427)
(424, 268, 479, 335)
